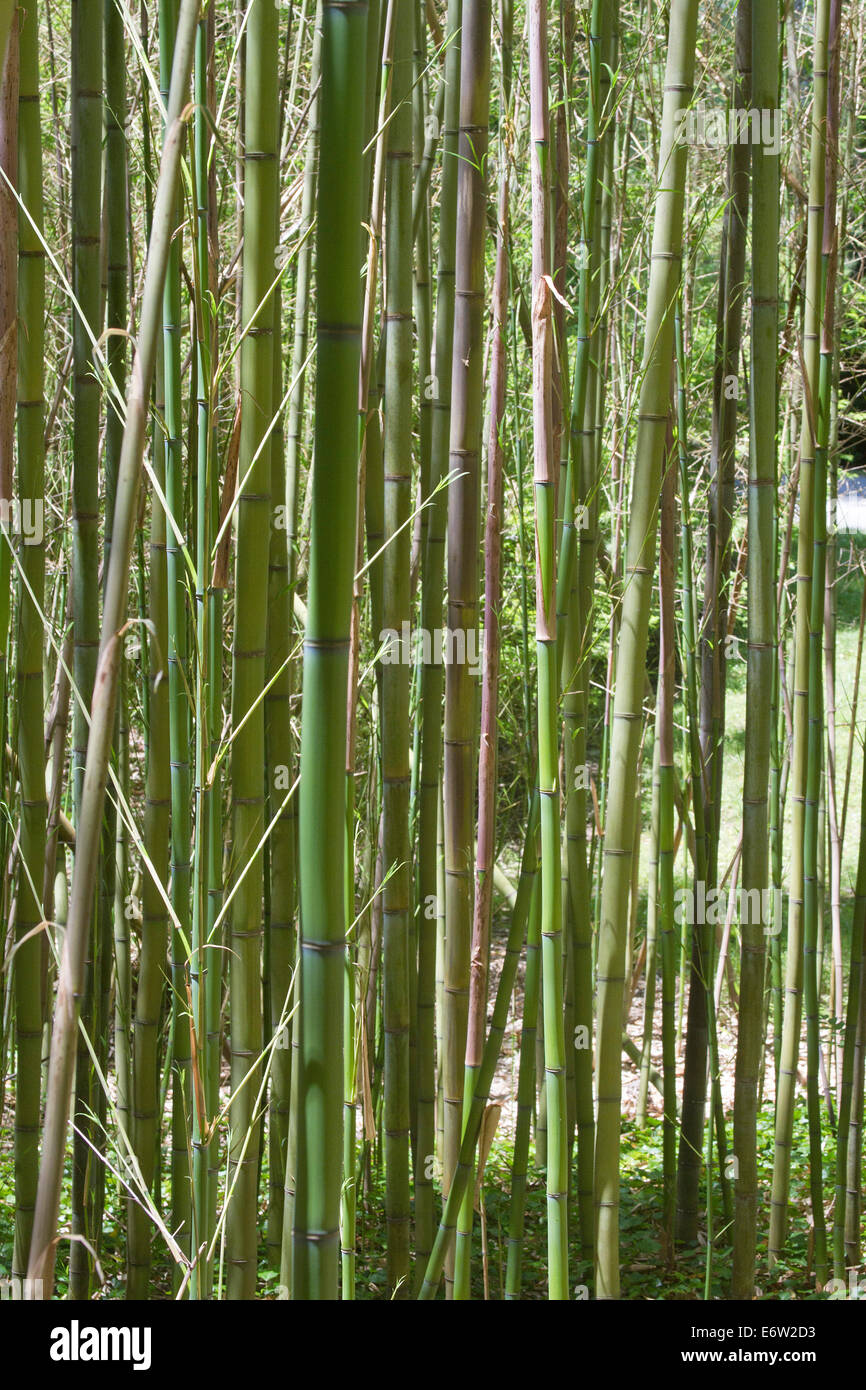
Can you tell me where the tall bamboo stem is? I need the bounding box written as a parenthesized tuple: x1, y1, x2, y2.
(594, 0, 697, 1299)
(292, 0, 367, 1301)
(529, 0, 568, 1300)
(732, 0, 778, 1300)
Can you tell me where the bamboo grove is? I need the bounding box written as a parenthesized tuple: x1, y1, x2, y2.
(0, 0, 865, 1303)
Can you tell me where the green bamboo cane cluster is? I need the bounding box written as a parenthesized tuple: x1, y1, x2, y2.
(2, 0, 865, 1310)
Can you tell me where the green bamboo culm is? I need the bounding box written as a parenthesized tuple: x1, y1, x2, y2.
(800, 0, 841, 1289)
(834, 710, 866, 1272)
(505, 898, 541, 1293)
(105, 0, 130, 1159)
(769, 0, 830, 1268)
(528, 0, 568, 1301)
(731, 0, 778, 1300)
(442, 0, 488, 1279)
(593, 0, 698, 1301)
(127, 14, 172, 1295)
(278, 1, 322, 1300)
(157, 0, 194, 1278)
(226, 0, 280, 1300)
(10, 0, 46, 1285)
(449, 0, 492, 1303)
(292, 0, 368, 1301)
(658, 494, 677, 1250)
(698, 0, 751, 912)
(674, 289, 726, 1245)
(657, 419, 678, 1227)
(190, 1, 221, 1298)
(69, 0, 104, 1301)
(0, 4, 14, 865)
(414, 0, 461, 1287)
(265, 288, 296, 1275)
(637, 723, 661, 1130)
(505, 801, 541, 1298)
(128, 352, 171, 1300)
(264, 0, 317, 1278)
(407, 0, 429, 1147)
(381, 0, 414, 1300)
(563, 0, 612, 1262)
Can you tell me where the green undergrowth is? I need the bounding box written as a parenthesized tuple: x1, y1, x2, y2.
(0, 1089, 844, 1299)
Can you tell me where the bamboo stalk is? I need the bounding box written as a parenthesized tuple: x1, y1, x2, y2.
(505, 809, 541, 1298)
(225, 0, 280, 1299)
(455, 150, 508, 1301)
(292, 0, 367, 1301)
(414, 0, 461, 1285)
(190, 0, 220, 1298)
(730, 0, 777, 1296)
(800, 0, 841, 1287)
(770, 0, 831, 1267)
(381, 0, 413, 1298)
(68, 0, 105, 1300)
(594, 0, 698, 1300)
(529, 0, 568, 1300)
